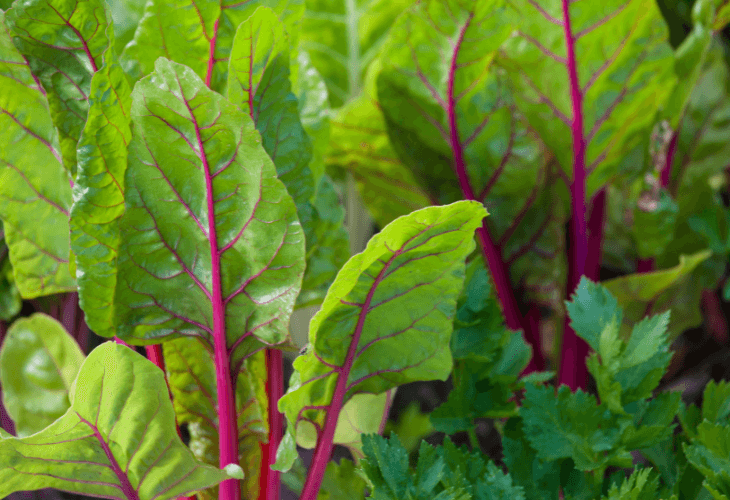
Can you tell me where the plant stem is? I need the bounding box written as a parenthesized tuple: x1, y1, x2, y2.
(259, 348, 283, 500)
(467, 425, 480, 451)
(556, 0, 591, 392)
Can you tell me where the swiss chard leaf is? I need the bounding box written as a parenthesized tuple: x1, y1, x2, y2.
(162, 336, 267, 500)
(69, 21, 132, 339)
(5, 0, 112, 175)
(0, 221, 21, 321)
(0, 342, 233, 499)
(275, 200, 486, 471)
(0, 313, 85, 437)
(0, 11, 75, 298)
(113, 57, 305, 368)
(499, 0, 676, 195)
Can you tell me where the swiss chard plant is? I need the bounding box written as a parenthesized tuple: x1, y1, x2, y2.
(0, 0, 730, 499)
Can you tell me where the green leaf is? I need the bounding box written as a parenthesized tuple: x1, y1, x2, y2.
(5, 0, 112, 174)
(0, 12, 75, 298)
(701, 379, 730, 424)
(0, 342, 232, 499)
(0, 222, 22, 321)
(114, 58, 305, 367)
(632, 188, 680, 259)
(0, 313, 85, 437)
(360, 433, 525, 500)
(296, 175, 350, 308)
(520, 384, 633, 472)
(229, 6, 314, 205)
(600, 249, 713, 342)
(600, 467, 661, 500)
(317, 459, 366, 500)
(70, 27, 132, 339)
(500, 0, 676, 195)
(276, 200, 487, 470)
(121, 0, 305, 92)
(683, 421, 730, 500)
(162, 336, 267, 500)
(300, 0, 413, 106)
(385, 402, 434, 453)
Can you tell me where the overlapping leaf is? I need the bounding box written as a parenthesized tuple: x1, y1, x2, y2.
(299, 0, 413, 106)
(376, 0, 568, 315)
(0, 222, 21, 321)
(5, 0, 111, 174)
(0, 342, 233, 499)
(114, 58, 305, 368)
(0, 313, 85, 437)
(499, 0, 676, 195)
(121, 0, 304, 92)
(163, 337, 267, 500)
(275, 200, 486, 470)
(0, 13, 75, 298)
(70, 27, 132, 339)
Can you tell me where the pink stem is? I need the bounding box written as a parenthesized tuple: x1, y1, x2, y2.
(556, 0, 591, 392)
(258, 349, 283, 500)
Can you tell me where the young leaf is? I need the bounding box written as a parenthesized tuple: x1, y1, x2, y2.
(70, 24, 133, 339)
(599, 467, 661, 500)
(682, 421, 730, 499)
(0, 12, 75, 297)
(275, 200, 487, 473)
(162, 337, 267, 500)
(0, 313, 85, 437)
(121, 0, 305, 91)
(0, 342, 233, 499)
(5, 0, 113, 174)
(113, 57, 305, 366)
(499, 0, 676, 195)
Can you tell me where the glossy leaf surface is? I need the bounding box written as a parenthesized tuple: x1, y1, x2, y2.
(114, 58, 305, 366)
(0, 313, 84, 437)
(0, 13, 75, 298)
(0, 342, 232, 499)
(276, 200, 486, 470)
(5, 0, 111, 174)
(70, 30, 132, 339)
(499, 0, 676, 195)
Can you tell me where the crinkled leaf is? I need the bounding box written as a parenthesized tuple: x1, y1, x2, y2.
(600, 249, 712, 342)
(5, 0, 111, 174)
(121, 0, 304, 92)
(499, 0, 676, 195)
(276, 200, 486, 470)
(327, 61, 432, 228)
(163, 337, 267, 500)
(300, 0, 413, 106)
(114, 58, 305, 369)
(0, 313, 85, 437)
(70, 30, 132, 339)
(228, 7, 314, 205)
(106, 0, 146, 54)
(0, 13, 75, 298)
(0, 342, 232, 499)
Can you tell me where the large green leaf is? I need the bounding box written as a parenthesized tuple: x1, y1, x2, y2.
(275, 200, 486, 470)
(0, 313, 85, 437)
(499, 0, 676, 196)
(163, 337, 267, 500)
(299, 0, 413, 106)
(114, 57, 305, 369)
(0, 12, 75, 298)
(121, 0, 304, 92)
(70, 24, 132, 339)
(0, 342, 234, 499)
(5, 0, 112, 175)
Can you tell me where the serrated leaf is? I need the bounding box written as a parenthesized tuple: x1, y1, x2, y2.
(121, 0, 304, 91)
(0, 13, 75, 298)
(5, 0, 112, 174)
(683, 421, 730, 500)
(500, 0, 676, 195)
(70, 28, 132, 339)
(276, 200, 486, 470)
(113, 57, 305, 373)
(0, 342, 232, 499)
(701, 379, 730, 424)
(0, 314, 85, 437)
(600, 467, 660, 500)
